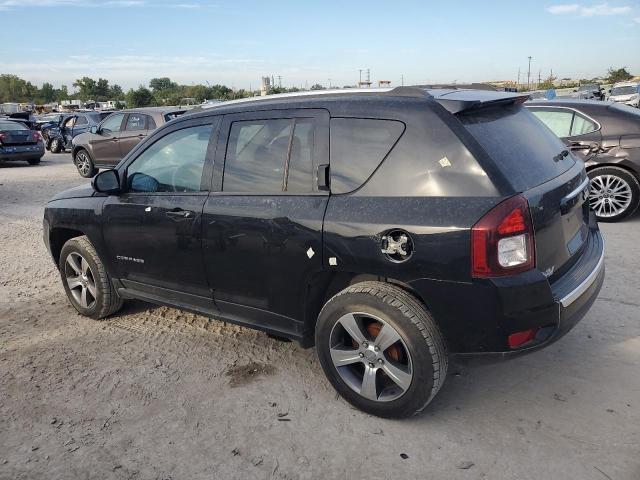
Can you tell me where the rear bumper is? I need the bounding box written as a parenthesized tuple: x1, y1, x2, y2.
(410, 226, 605, 356)
(0, 145, 45, 160)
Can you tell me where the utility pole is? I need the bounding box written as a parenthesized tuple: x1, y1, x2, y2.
(328, 78, 332, 89)
(517, 68, 521, 89)
(527, 56, 532, 90)
(401, 74, 404, 86)
(359, 69, 363, 84)
(277, 75, 282, 88)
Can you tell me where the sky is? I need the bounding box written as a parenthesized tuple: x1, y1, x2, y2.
(1, 0, 640, 91)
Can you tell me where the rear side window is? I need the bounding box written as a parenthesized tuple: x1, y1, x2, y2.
(460, 105, 575, 191)
(529, 108, 597, 137)
(125, 114, 145, 131)
(330, 118, 404, 194)
(223, 118, 317, 193)
(75, 115, 88, 126)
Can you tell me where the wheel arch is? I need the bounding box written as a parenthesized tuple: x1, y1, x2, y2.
(49, 227, 85, 267)
(302, 271, 434, 348)
(586, 161, 640, 181)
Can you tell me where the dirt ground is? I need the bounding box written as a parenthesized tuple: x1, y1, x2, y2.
(1, 152, 639, 480)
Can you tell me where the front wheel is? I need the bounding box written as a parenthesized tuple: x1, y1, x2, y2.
(588, 166, 640, 222)
(74, 149, 97, 178)
(59, 236, 123, 319)
(315, 282, 448, 418)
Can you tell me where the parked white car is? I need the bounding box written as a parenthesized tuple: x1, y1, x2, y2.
(609, 82, 640, 107)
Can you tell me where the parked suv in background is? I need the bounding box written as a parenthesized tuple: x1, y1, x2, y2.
(527, 99, 640, 221)
(71, 107, 185, 177)
(44, 88, 604, 418)
(608, 82, 640, 108)
(571, 83, 604, 100)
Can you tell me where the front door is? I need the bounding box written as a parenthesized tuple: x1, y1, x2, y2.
(202, 109, 329, 334)
(102, 118, 219, 298)
(118, 112, 150, 159)
(91, 112, 126, 166)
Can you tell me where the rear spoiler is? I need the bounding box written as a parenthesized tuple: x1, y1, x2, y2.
(426, 89, 531, 114)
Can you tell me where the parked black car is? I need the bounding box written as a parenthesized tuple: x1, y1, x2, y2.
(0, 119, 45, 165)
(41, 111, 112, 153)
(527, 99, 640, 221)
(44, 88, 604, 418)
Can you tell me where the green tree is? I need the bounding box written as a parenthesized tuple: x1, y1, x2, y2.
(94, 78, 110, 101)
(126, 86, 156, 108)
(109, 84, 124, 99)
(39, 82, 56, 102)
(73, 77, 98, 100)
(149, 77, 178, 93)
(605, 67, 633, 84)
(538, 74, 557, 90)
(310, 83, 325, 90)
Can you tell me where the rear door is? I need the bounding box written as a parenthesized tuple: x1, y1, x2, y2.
(91, 113, 125, 166)
(119, 113, 150, 158)
(202, 109, 329, 332)
(460, 105, 590, 278)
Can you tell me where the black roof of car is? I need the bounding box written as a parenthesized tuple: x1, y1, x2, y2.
(191, 87, 528, 117)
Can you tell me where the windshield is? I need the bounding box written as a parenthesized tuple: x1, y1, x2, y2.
(0, 121, 29, 131)
(611, 86, 638, 96)
(459, 105, 575, 191)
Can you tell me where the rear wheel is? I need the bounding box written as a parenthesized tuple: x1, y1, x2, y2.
(74, 149, 97, 178)
(50, 138, 62, 153)
(315, 282, 447, 418)
(588, 166, 640, 222)
(59, 236, 123, 319)
(27, 158, 41, 165)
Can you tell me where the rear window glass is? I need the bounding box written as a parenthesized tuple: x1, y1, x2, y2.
(459, 105, 575, 191)
(330, 118, 404, 194)
(0, 121, 28, 131)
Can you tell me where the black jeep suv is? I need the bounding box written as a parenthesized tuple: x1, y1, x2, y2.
(43, 88, 605, 418)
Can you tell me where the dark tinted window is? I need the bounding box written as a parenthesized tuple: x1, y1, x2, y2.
(147, 115, 157, 130)
(127, 124, 212, 193)
(459, 105, 575, 191)
(330, 118, 404, 194)
(75, 115, 88, 126)
(286, 118, 315, 193)
(224, 119, 292, 192)
(125, 113, 145, 131)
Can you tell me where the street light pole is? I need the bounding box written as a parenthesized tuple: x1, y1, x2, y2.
(527, 56, 532, 91)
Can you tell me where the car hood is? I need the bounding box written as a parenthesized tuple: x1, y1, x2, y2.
(611, 94, 639, 101)
(48, 183, 95, 202)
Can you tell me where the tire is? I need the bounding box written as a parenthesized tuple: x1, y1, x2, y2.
(315, 281, 448, 418)
(74, 149, 97, 178)
(27, 158, 41, 165)
(50, 138, 62, 153)
(59, 236, 123, 319)
(588, 166, 640, 222)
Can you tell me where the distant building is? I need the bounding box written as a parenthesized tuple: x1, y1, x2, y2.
(260, 76, 271, 96)
(378, 80, 391, 87)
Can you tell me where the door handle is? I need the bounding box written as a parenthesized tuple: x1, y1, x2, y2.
(111, 137, 118, 142)
(166, 209, 194, 219)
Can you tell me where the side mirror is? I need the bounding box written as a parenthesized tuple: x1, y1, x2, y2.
(91, 169, 120, 194)
(90, 125, 98, 134)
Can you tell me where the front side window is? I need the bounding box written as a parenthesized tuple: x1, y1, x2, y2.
(125, 113, 146, 131)
(127, 124, 213, 193)
(100, 113, 124, 134)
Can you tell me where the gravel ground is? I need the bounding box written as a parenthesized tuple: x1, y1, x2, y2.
(1, 152, 639, 480)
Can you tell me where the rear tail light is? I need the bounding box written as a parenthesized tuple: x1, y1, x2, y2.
(32, 131, 42, 142)
(0, 133, 5, 144)
(471, 195, 535, 278)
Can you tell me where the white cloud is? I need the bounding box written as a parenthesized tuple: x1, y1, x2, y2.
(547, 4, 580, 14)
(633, 16, 640, 23)
(547, 2, 633, 16)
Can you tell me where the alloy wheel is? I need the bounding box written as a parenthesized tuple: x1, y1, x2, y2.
(64, 252, 97, 309)
(76, 153, 91, 176)
(589, 174, 632, 218)
(329, 312, 413, 402)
